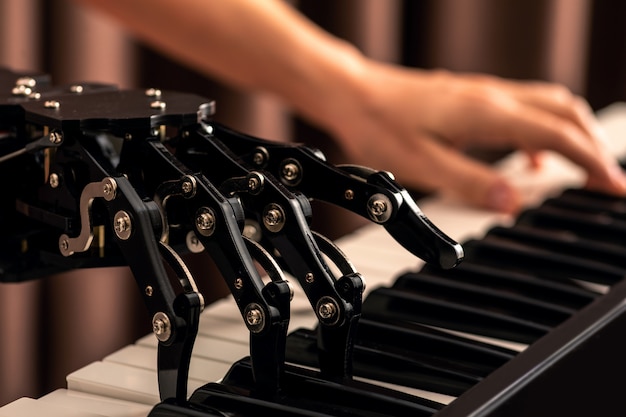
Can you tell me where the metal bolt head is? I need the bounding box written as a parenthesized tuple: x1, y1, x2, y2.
(318, 302, 337, 320)
(69, 84, 84, 93)
(367, 193, 393, 223)
(49, 173, 60, 188)
(344, 189, 354, 200)
(16, 77, 37, 88)
(180, 176, 196, 197)
(145, 286, 154, 296)
(244, 303, 265, 333)
(282, 163, 298, 179)
(195, 207, 216, 236)
(152, 312, 171, 342)
(316, 296, 340, 325)
(371, 200, 387, 216)
(150, 100, 166, 110)
(44, 100, 60, 109)
(113, 211, 132, 240)
(145, 88, 162, 98)
(59, 238, 69, 251)
(252, 147, 268, 167)
(263, 204, 285, 233)
(234, 278, 244, 290)
(305, 272, 314, 284)
(49, 131, 63, 144)
(102, 179, 117, 201)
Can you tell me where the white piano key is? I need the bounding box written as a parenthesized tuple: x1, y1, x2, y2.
(103, 344, 232, 383)
(0, 397, 109, 417)
(135, 332, 249, 366)
(66, 361, 205, 405)
(39, 389, 152, 417)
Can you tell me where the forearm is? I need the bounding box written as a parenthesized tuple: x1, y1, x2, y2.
(74, 0, 365, 130)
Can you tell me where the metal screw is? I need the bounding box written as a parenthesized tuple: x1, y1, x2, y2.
(181, 178, 195, 196)
(44, 100, 60, 109)
(344, 189, 354, 200)
(124, 133, 132, 140)
(114, 211, 132, 240)
(281, 161, 300, 184)
(371, 200, 387, 216)
(195, 207, 216, 236)
(234, 278, 243, 290)
(248, 176, 260, 191)
(252, 147, 268, 167)
(69, 85, 84, 93)
(152, 312, 171, 342)
(49, 173, 60, 188)
(316, 296, 340, 325)
(150, 100, 166, 110)
(367, 193, 393, 223)
(244, 303, 265, 333)
(16, 77, 36, 88)
(49, 131, 63, 144)
(12, 85, 32, 96)
(59, 238, 69, 252)
(145, 88, 162, 98)
(102, 178, 117, 200)
(145, 286, 154, 296)
(318, 302, 337, 320)
(305, 273, 314, 284)
(263, 204, 285, 233)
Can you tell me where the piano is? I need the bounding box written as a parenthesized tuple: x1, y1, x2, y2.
(1, 101, 626, 417)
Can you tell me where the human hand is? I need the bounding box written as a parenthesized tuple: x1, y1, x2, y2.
(319, 64, 626, 213)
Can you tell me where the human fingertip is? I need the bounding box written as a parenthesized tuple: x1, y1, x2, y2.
(485, 180, 520, 213)
(608, 163, 626, 194)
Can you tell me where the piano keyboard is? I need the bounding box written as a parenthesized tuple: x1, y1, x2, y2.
(2, 102, 626, 416)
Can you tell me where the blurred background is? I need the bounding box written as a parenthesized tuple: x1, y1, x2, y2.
(0, 0, 624, 407)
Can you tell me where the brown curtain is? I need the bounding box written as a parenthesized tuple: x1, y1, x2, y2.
(1, 0, 625, 406)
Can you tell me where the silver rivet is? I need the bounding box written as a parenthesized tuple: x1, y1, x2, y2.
(305, 273, 314, 284)
(234, 278, 243, 290)
(69, 85, 84, 93)
(145, 286, 154, 296)
(344, 189, 354, 200)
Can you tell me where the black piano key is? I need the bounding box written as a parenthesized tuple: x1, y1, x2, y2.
(517, 204, 626, 247)
(548, 188, 626, 220)
(286, 327, 481, 396)
(286, 319, 517, 396)
(486, 223, 626, 270)
(419, 262, 598, 310)
(361, 286, 552, 344)
(193, 357, 444, 417)
(392, 271, 576, 319)
(461, 235, 626, 286)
